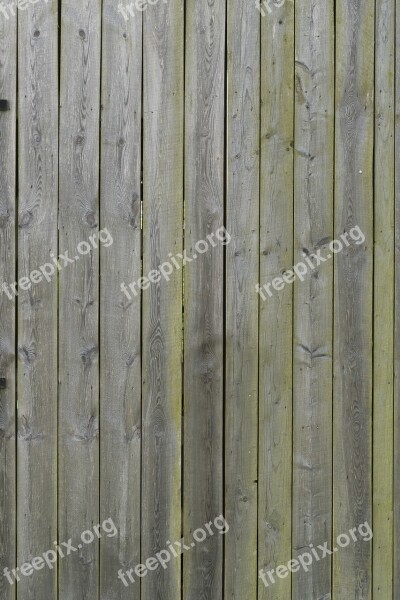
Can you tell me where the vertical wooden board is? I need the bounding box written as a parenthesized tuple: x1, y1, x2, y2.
(183, 0, 225, 597)
(100, 3, 142, 599)
(0, 9, 16, 600)
(394, 0, 400, 594)
(142, 0, 183, 598)
(17, 1, 58, 598)
(333, 0, 374, 598)
(258, 1, 293, 598)
(373, 0, 395, 595)
(225, 0, 259, 598)
(292, 0, 334, 597)
(59, 0, 101, 597)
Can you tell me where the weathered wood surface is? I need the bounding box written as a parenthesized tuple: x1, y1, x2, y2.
(142, 0, 183, 598)
(100, 2, 142, 599)
(0, 1, 397, 599)
(258, 2, 294, 599)
(293, 1, 334, 598)
(59, 0, 101, 597)
(17, 1, 58, 598)
(0, 9, 16, 600)
(334, 0, 374, 598)
(225, 0, 259, 597)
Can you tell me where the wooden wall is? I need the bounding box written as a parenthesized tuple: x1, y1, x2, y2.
(0, 0, 397, 598)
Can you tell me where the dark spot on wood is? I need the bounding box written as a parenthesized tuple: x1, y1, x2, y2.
(19, 210, 34, 229)
(84, 210, 97, 228)
(0, 99, 10, 111)
(33, 30, 40, 38)
(18, 344, 37, 367)
(79, 29, 86, 40)
(0, 378, 6, 389)
(80, 344, 99, 367)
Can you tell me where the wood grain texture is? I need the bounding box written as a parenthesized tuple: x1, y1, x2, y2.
(17, 1, 58, 598)
(333, 0, 374, 597)
(292, 0, 334, 597)
(225, 0, 259, 597)
(59, 1, 101, 597)
(394, 0, 400, 594)
(258, 2, 294, 598)
(142, 0, 183, 598)
(0, 10, 16, 600)
(373, 0, 394, 595)
(183, 0, 225, 598)
(100, 2, 142, 599)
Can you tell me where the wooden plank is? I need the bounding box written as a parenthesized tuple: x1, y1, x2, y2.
(183, 0, 225, 597)
(58, 0, 101, 597)
(258, 2, 294, 598)
(141, 0, 183, 598)
(373, 0, 395, 595)
(0, 9, 16, 600)
(225, 0, 259, 597)
(394, 0, 400, 593)
(333, 0, 374, 597)
(17, 1, 58, 598)
(292, 0, 334, 597)
(99, 3, 142, 599)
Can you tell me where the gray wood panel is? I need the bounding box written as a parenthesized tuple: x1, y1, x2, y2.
(59, 0, 101, 597)
(225, 0, 259, 597)
(293, 0, 334, 597)
(0, 10, 16, 600)
(183, 0, 226, 598)
(17, 1, 58, 598)
(100, 2, 142, 599)
(142, 0, 184, 598)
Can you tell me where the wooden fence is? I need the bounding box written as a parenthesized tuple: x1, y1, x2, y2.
(0, 0, 397, 598)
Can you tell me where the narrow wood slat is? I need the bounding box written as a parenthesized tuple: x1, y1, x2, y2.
(394, 0, 400, 594)
(373, 0, 395, 595)
(141, 0, 184, 598)
(17, 2, 58, 598)
(0, 10, 16, 600)
(258, 2, 294, 598)
(333, 0, 374, 597)
(59, 1, 101, 596)
(100, 3, 142, 599)
(183, 0, 225, 597)
(292, 0, 334, 597)
(225, 0, 259, 597)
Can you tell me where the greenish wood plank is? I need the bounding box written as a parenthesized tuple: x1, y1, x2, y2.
(258, 2, 294, 598)
(373, 0, 395, 596)
(225, 0, 259, 597)
(333, 0, 374, 597)
(59, 1, 101, 596)
(292, 0, 334, 597)
(0, 10, 16, 600)
(100, 2, 142, 599)
(17, 1, 58, 597)
(142, 0, 184, 598)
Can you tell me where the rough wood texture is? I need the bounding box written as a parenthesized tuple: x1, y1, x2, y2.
(17, 1, 58, 598)
(373, 0, 394, 595)
(258, 2, 294, 599)
(142, 0, 183, 598)
(184, 0, 225, 598)
(334, 0, 374, 597)
(395, 0, 400, 594)
(225, 0, 259, 597)
(59, 1, 101, 597)
(292, 1, 334, 598)
(0, 10, 16, 600)
(99, 2, 142, 599)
